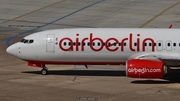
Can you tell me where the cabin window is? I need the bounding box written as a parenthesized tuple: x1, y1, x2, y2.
(114, 43, 116, 46)
(144, 43, 147, 46)
(134, 43, 137, 46)
(73, 42, 76, 46)
(149, 43, 152, 46)
(154, 43, 156, 46)
(63, 42, 66, 46)
(158, 43, 161, 46)
(167, 43, 170, 46)
(87, 42, 90, 46)
(78, 42, 80, 46)
(83, 42, 85, 46)
(108, 42, 111, 46)
(119, 43, 121, 46)
(92, 42, 95, 46)
(98, 42, 100, 46)
(173, 43, 176, 47)
(124, 43, 126, 46)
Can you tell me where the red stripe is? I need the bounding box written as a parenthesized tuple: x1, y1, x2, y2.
(24, 60, 126, 65)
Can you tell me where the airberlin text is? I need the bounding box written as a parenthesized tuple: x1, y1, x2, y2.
(59, 33, 155, 52)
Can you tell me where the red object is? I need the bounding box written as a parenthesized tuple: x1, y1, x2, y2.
(59, 33, 154, 52)
(126, 59, 163, 78)
(169, 24, 172, 28)
(28, 62, 45, 68)
(26, 60, 126, 67)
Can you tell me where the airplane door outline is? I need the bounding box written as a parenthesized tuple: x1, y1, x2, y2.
(46, 34, 55, 53)
(156, 40, 163, 51)
(166, 40, 172, 51)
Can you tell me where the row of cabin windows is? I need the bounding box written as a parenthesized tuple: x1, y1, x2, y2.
(64, 42, 127, 46)
(63, 42, 178, 47)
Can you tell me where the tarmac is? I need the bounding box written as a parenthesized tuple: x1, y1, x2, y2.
(0, 0, 180, 101)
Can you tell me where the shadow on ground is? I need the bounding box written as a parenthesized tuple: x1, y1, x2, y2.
(22, 69, 180, 84)
(22, 70, 126, 76)
(131, 70, 180, 84)
(131, 77, 180, 84)
(131, 80, 176, 84)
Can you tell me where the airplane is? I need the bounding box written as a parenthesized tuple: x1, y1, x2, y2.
(6, 27, 180, 79)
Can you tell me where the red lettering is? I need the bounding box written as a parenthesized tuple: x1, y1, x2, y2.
(59, 38, 73, 51)
(129, 34, 135, 52)
(121, 38, 128, 51)
(142, 38, 154, 52)
(81, 37, 88, 51)
(137, 34, 140, 51)
(105, 38, 119, 52)
(76, 34, 79, 51)
(58, 33, 155, 52)
(90, 33, 104, 51)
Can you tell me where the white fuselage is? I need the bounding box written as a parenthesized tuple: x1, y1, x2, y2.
(6, 28, 180, 66)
